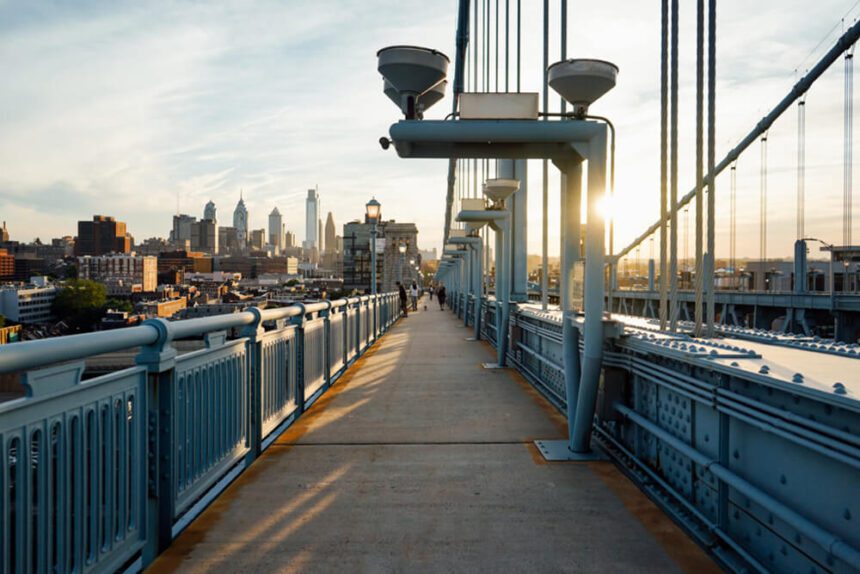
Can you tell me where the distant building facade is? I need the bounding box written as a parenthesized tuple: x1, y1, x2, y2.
(233, 193, 249, 248)
(343, 219, 419, 293)
(77, 254, 158, 292)
(304, 188, 319, 253)
(269, 207, 284, 251)
(75, 215, 131, 256)
(0, 282, 58, 324)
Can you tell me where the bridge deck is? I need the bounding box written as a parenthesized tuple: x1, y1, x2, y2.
(148, 299, 717, 573)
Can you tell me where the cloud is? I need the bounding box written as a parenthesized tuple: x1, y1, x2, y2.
(0, 0, 856, 259)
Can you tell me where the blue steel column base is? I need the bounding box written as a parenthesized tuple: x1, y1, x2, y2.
(534, 439, 608, 461)
(481, 362, 508, 369)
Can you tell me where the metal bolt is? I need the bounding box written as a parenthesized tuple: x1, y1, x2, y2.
(759, 365, 770, 374)
(792, 373, 804, 383)
(833, 382, 847, 395)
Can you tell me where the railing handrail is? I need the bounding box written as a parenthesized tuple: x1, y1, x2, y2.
(0, 293, 396, 375)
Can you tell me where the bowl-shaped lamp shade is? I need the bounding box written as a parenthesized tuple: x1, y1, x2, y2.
(418, 80, 447, 112)
(483, 178, 520, 203)
(548, 59, 618, 116)
(377, 46, 450, 97)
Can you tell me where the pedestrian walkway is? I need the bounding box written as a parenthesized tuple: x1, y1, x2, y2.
(148, 299, 717, 573)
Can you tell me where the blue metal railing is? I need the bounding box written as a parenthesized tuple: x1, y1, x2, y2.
(468, 297, 860, 573)
(0, 293, 401, 573)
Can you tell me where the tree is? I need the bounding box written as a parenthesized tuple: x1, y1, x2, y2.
(52, 279, 107, 331)
(105, 298, 133, 313)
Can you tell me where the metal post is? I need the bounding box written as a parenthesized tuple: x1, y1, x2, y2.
(513, 159, 528, 301)
(370, 224, 378, 295)
(473, 240, 484, 339)
(659, 0, 669, 330)
(694, 0, 704, 336)
(706, 0, 717, 336)
(561, 163, 582, 448)
(669, 0, 680, 330)
(570, 126, 608, 454)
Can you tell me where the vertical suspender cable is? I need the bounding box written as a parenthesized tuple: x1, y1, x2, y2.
(495, 0, 499, 92)
(694, 0, 705, 336)
(505, 0, 510, 92)
(760, 134, 768, 290)
(730, 163, 737, 284)
(516, 0, 521, 92)
(541, 0, 550, 310)
(845, 47, 855, 249)
(706, 0, 716, 336)
(669, 0, 680, 330)
(659, 0, 670, 330)
(798, 99, 806, 240)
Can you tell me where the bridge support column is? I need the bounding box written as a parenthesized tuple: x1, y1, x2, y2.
(500, 159, 529, 302)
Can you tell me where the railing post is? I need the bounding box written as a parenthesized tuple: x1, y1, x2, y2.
(135, 319, 178, 565)
(291, 303, 307, 414)
(320, 301, 333, 386)
(240, 307, 264, 464)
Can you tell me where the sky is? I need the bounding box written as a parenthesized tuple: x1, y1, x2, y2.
(1, 0, 859, 259)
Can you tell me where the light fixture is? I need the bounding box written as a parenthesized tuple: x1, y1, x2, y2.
(547, 59, 619, 118)
(377, 46, 449, 119)
(365, 198, 381, 223)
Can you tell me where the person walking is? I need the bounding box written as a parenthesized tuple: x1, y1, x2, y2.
(397, 281, 408, 317)
(429, 285, 435, 301)
(436, 283, 447, 310)
(410, 281, 419, 311)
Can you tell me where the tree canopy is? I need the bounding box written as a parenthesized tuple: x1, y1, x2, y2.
(52, 279, 108, 331)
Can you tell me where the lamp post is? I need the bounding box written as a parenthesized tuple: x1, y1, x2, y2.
(366, 198, 381, 294)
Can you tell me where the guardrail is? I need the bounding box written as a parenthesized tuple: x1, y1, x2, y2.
(0, 293, 401, 573)
(462, 296, 860, 573)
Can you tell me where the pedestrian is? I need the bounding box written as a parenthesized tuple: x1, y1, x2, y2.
(429, 285, 435, 301)
(397, 281, 408, 317)
(410, 281, 419, 311)
(436, 283, 447, 310)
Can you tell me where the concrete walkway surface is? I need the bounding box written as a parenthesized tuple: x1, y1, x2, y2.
(148, 298, 718, 573)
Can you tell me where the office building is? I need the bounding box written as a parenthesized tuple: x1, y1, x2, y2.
(269, 207, 283, 250)
(0, 249, 13, 280)
(0, 221, 9, 242)
(233, 192, 248, 248)
(204, 200, 217, 222)
(77, 253, 158, 292)
(192, 219, 218, 255)
(249, 229, 266, 251)
(304, 188, 319, 251)
(0, 282, 58, 324)
(171, 214, 196, 247)
(75, 215, 131, 256)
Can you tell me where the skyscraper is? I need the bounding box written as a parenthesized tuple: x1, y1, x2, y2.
(268, 207, 283, 250)
(204, 200, 217, 222)
(324, 212, 336, 254)
(233, 191, 248, 248)
(305, 188, 319, 250)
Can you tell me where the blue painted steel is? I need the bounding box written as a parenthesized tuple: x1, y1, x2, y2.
(479, 301, 860, 573)
(0, 294, 401, 572)
(0, 364, 147, 573)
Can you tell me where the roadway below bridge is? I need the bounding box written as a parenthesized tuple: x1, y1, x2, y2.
(148, 298, 716, 573)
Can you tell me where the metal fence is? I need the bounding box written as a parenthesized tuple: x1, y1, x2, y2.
(474, 300, 860, 573)
(0, 293, 401, 573)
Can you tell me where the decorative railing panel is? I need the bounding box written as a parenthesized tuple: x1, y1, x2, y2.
(259, 326, 298, 438)
(172, 340, 249, 517)
(0, 364, 147, 574)
(303, 319, 327, 400)
(328, 311, 345, 377)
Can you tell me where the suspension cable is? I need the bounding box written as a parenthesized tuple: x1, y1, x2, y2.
(845, 45, 855, 247)
(730, 162, 737, 281)
(694, 0, 705, 335)
(797, 99, 806, 240)
(705, 0, 716, 337)
(760, 133, 768, 290)
(659, 0, 670, 330)
(669, 0, 680, 330)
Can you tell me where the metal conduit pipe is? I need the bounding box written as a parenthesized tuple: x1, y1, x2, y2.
(614, 402, 860, 567)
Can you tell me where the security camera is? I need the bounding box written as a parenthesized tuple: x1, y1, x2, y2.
(379, 137, 391, 150)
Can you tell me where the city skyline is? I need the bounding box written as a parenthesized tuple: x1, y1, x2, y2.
(2, 1, 859, 258)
